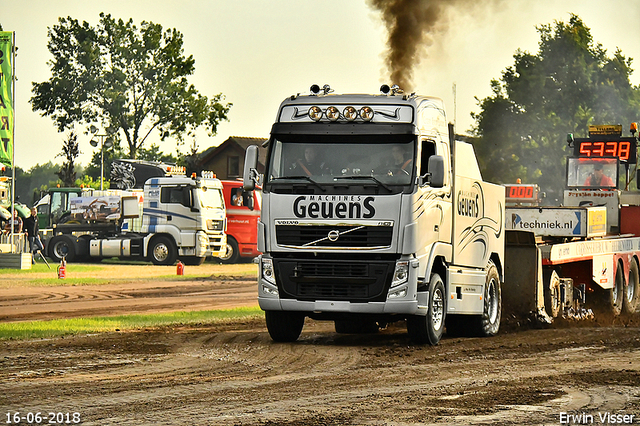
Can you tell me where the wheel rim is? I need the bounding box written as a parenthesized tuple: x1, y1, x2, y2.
(54, 242, 68, 259)
(614, 270, 623, 303)
(626, 269, 636, 303)
(221, 243, 234, 261)
(153, 243, 169, 262)
(431, 287, 444, 330)
(487, 278, 499, 324)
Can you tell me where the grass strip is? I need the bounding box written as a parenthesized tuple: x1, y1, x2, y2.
(0, 306, 263, 340)
(0, 264, 105, 275)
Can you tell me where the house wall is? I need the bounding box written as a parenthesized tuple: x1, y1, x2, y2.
(202, 145, 245, 180)
(199, 138, 267, 180)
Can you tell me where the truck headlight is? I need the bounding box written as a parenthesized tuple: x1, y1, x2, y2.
(262, 258, 276, 285)
(391, 261, 409, 288)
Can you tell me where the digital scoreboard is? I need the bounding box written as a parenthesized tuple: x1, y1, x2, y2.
(571, 124, 638, 163)
(574, 138, 636, 163)
(504, 184, 540, 205)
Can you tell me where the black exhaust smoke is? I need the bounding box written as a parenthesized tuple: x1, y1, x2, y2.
(367, 0, 478, 91)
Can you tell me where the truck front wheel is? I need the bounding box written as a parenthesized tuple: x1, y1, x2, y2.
(181, 256, 206, 266)
(149, 236, 177, 266)
(48, 235, 76, 263)
(265, 311, 305, 342)
(220, 237, 240, 264)
(407, 273, 445, 345)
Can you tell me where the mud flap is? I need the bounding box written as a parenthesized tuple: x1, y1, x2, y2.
(503, 230, 551, 323)
(416, 291, 429, 315)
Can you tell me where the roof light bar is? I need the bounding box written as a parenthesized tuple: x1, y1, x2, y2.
(309, 106, 323, 121)
(343, 106, 357, 121)
(326, 106, 340, 122)
(307, 105, 376, 122)
(360, 106, 374, 121)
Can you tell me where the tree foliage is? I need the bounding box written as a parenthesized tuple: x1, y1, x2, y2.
(471, 15, 640, 202)
(10, 162, 60, 206)
(30, 13, 231, 159)
(56, 132, 80, 187)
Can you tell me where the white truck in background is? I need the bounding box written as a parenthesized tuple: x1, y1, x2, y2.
(45, 170, 227, 265)
(243, 85, 505, 345)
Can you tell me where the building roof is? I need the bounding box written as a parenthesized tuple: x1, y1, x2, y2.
(198, 136, 268, 166)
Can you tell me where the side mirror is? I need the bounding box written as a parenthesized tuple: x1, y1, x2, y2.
(245, 191, 255, 211)
(243, 145, 259, 191)
(426, 155, 445, 188)
(182, 187, 193, 208)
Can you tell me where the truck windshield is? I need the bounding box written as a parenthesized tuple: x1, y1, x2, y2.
(266, 135, 416, 192)
(199, 187, 224, 209)
(566, 157, 618, 189)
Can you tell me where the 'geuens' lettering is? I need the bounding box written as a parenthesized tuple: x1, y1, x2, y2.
(293, 196, 375, 219)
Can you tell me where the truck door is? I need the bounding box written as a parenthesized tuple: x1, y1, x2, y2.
(160, 185, 197, 246)
(50, 190, 82, 226)
(415, 139, 452, 251)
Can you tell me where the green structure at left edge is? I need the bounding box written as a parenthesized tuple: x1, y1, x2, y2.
(0, 31, 13, 167)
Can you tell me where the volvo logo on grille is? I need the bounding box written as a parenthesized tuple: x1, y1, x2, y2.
(301, 225, 366, 247)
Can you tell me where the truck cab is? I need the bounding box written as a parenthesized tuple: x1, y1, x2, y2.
(35, 187, 90, 232)
(219, 180, 261, 263)
(244, 85, 505, 344)
(141, 174, 227, 263)
(43, 172, 227, 265)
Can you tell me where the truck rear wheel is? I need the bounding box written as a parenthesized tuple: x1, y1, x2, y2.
(472, 262, 501, 337)
(609, 262, 625, 316)
(149, 236, 177, 266)
(48, 235, 76, 263)
(407, 273, 445, 345)
(623, 259, 639, 315)
(265, 311, 305, 342)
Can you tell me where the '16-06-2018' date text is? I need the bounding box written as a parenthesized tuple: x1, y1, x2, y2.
(5, 412, 81, 424)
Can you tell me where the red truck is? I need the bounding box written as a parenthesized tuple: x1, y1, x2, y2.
(220, 180, 261, 263)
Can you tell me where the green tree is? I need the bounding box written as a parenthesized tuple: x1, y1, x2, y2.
(56, 132, 80, 187)
(30, 13, 231, 159)
(471, 14, 640, 202)
(11, 162, 60, 206)
(136, 143, 178, 164)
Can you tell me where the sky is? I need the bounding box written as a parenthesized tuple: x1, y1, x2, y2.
(4, 0, 640, 170)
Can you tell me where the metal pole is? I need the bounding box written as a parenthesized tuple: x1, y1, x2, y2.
(100, 137, 104, 191)
(10, 32, 15, 253)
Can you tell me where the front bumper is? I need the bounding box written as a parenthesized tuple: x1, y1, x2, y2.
(206, 231, 227, 258)
(257, 255, 426, 316)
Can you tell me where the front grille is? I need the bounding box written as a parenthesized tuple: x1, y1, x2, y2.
(297, 262, 368, 277)
(298, 283, 368, 298)
(274, 258, 394, 302)
(276, 225, 392, 248)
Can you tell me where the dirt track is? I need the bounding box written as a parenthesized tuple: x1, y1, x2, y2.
(1, 263, 640, 425)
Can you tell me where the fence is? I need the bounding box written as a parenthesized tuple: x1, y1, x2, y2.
(0, 232, 29, 253)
